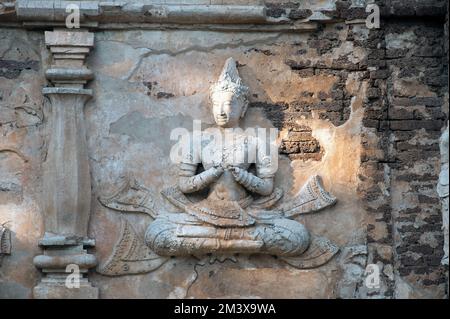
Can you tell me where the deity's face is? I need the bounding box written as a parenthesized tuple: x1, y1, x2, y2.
(211, 90, 246, 128)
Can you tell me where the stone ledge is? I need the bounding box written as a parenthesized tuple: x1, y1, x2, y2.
(42, 87, 93, 96)
(15, 1, 266, 23)
(4, 0, 325, 31)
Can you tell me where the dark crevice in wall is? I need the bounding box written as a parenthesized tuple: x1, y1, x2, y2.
(0, 59, 39, 79)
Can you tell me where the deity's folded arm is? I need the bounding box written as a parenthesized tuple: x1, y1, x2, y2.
(178, 162, 222, 193)
(232, 168, 274, 196)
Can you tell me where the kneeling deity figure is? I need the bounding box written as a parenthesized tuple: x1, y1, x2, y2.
(145, 58, 335, 258)
(98, 58, 340, 275)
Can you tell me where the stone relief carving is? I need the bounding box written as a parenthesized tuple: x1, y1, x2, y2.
(98, 218, 168, 276)
(0, 223, 11, 266)
(99, 174, 157, 218)
(337, 245, 368, 299)
(98, 58, 339, 275)
(438, 123, 448, 266)
(98, 175, 168, 276)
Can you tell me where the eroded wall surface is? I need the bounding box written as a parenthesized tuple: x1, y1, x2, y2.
(0, 0, 448, 298)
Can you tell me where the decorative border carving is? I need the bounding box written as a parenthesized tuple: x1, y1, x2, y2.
(97, 218, 168, 276)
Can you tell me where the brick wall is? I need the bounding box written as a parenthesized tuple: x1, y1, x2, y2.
(360, 1, 448, 298)
(263, 0, 449, 297)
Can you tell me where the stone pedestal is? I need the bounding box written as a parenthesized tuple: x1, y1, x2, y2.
(33, 29, 98, 299)
(33, 236, 98, 299)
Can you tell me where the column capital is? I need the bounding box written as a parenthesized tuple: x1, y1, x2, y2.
(44, 29, 95, 87)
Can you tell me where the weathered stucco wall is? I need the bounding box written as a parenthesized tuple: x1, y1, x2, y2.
(0, 29, 46, 298)
(0, 0, 448, 299)
(86, 25, 368, 298)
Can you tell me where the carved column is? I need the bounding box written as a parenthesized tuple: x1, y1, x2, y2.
(33, 29, 98, 299)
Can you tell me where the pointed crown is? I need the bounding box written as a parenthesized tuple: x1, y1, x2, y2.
(210, 57, 249, 105)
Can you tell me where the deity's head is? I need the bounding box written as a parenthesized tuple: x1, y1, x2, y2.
(210, 58, 249, 128)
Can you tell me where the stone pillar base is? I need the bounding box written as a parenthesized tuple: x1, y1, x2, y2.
(33, 235, 98, 299)
(33, 279, 98, 299)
